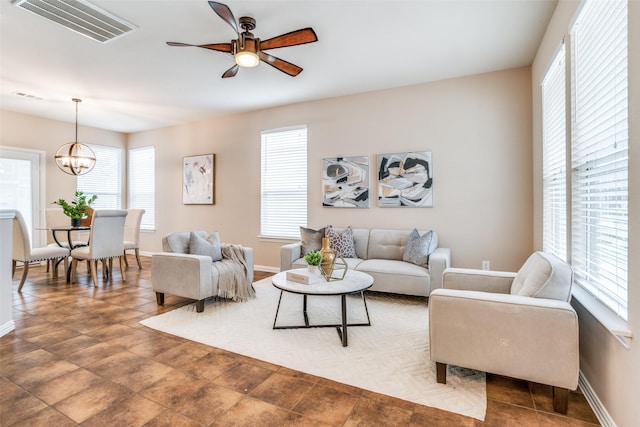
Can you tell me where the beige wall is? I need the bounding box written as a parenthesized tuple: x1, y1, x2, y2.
(129, 66, 533, 271)
(0, 110, 127, 205)
(532, 1, 640, 426)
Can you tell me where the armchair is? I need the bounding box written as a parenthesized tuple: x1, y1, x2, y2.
(151, 231, 254, 312)
(428, 251, 578, 413)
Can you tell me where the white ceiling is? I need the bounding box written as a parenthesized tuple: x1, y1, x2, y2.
(0, 0, 557, 133)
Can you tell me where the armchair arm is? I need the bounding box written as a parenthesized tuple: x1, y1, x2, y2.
(280, 242, 302, 272)
(442, 268, 516, 294)
(151, 252, 213, 300)
(428, 247, 450, 290)
(429, 288, 579, 390)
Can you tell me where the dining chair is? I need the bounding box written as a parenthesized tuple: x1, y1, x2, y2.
(123, 208, 145, 269)
(12, 210, 70, 292)
(45, 207, 87, 248)
(69, 209, 128, 287)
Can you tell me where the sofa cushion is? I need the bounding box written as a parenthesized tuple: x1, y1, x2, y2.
(299, 226, 325, 256)
(403, 229, 437, 267)
(510, 251, 573, 301)
(367, 229, 411, 261)
(163, 230, 207, 253)
(189, 231, 222, 261)
(326, 226, 357, 258)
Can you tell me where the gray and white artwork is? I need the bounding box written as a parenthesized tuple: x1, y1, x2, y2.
(322, 156, 369, 208)
(377, 151, 433, 207)
(183, 154, 215, 204)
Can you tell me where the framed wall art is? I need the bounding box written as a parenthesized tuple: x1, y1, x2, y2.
(322, 156, 369, 208)
(183, 154, 215, 205)
(377, 151, 433, 207)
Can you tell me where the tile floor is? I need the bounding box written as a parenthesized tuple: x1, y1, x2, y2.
(1, 257, 600, 426)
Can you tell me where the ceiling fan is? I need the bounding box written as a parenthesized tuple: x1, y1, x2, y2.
(167, 1, 318, 78)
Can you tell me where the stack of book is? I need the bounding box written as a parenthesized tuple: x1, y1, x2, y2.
(286, 270, 322, 285)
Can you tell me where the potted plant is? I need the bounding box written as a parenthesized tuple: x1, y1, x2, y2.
(53, 190, 97, 227)
(303, 250, 322, 273)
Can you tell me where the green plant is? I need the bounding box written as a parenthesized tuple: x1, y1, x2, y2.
(53, 190, 97, 219)
(303, 250, 322, 266)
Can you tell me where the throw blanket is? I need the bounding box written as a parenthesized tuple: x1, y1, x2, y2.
(215, 244, 255, 302)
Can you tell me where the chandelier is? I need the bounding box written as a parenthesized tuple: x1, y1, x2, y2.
(54, 98, 96, 176)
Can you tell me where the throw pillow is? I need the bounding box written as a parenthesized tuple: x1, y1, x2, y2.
(189, 231, 222, 261)
(326, 226, 357, 258)
(402, 229, 437, 268)
(300, 226, 326, 256)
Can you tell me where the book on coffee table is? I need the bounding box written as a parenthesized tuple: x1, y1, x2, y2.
(286, 270, 322, 285)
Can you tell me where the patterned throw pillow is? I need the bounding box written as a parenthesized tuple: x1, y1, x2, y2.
(189, 231, 222, 261)
(299, 226, 326, 256)
(326, 226, 357, 258)
(402, 229, 437, 268)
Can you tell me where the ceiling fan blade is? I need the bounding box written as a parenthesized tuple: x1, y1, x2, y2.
(222, 64, 239, 78)
(260, 28, 318, 50)
(208, 1, 239, 36)
(259, 52, 303, 77)
(167, 41, 232, 53)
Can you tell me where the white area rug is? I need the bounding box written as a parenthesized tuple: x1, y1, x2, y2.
(140, 278, 486, 420)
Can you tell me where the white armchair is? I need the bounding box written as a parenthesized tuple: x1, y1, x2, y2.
(428, 251, 578, 413)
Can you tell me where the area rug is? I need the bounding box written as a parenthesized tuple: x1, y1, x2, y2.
(140, 278, 486, 420)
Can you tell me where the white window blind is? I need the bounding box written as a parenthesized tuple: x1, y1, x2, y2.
(77, 144, 122, 209)
(261, 126, 307, 239)
(541, 44, 567, 261)
(128, 146, 155, 230)
(571, 0, 628, 320)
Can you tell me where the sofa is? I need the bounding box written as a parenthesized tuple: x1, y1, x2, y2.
(281, 227, 450, 296)
(151, 231, 254, 312)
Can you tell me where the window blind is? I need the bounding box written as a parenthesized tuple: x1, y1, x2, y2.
(77, 144, 122, 209)
(571, 0, 628, 320)
(541, 43, 567, 261)
(128, 146, 155, 230)
(261, 126, 307, 239)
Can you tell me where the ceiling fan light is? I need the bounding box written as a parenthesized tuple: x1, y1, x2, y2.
(235, 50, 259, 68)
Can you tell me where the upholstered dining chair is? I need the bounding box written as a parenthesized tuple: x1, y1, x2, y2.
(429, 251, 578, 414)
(123, 208, 145, 269)
(12, 210, 70, 292)
(69, 209, 128, 287)
(45, 207, 87, 248)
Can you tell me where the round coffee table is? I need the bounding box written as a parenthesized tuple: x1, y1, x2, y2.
(271, 268, 374, 347)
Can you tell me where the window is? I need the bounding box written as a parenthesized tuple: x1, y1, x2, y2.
(128, 146, 155, 230)
(260, 126, 307, 239)
(570, 0, 628, 320)
(77, 144, 122, 209)
(541, 44, 567, 261)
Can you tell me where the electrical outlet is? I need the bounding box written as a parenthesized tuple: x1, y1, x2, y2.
(482, 260, 490, 270)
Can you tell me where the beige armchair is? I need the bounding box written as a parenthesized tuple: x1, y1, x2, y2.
(151, 231, 254, 312)
(429, 251, 578, 413)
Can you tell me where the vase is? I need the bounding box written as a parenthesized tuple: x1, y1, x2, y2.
(319, 237, 336, 275)
(70, 217, 81, 227)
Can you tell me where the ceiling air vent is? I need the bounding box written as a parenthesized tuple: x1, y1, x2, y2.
(12, 0, 137, 43)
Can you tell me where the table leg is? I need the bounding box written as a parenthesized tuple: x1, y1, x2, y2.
(303, 295, 309, 326)
(272, 290, 284, 329)
(339, 294, 348, 346)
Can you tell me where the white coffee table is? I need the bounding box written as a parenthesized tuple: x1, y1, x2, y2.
(271, 268, 374, 347)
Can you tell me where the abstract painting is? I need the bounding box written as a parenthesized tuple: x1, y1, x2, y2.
(377, 151, 433, 207)
(183, 154, 215, 204)
(322, 156, 369, 208)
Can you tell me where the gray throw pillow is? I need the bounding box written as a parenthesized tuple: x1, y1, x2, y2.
(403, 229, 437, 268)
(189, 231, 222, 261)
(300, 226, 325, 256)
(326, 226, 357, 258)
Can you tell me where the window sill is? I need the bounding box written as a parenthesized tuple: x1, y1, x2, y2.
(257, 235, 297, 243)
(572, 285, 632, 349)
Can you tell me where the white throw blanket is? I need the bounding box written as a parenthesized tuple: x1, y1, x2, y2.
(215, 244, 255, 301)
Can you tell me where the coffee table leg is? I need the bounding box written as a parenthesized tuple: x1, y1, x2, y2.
(341, 294, 348, 346)
(303, 295, 309, 326)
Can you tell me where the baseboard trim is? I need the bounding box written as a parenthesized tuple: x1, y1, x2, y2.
(0, 320, 15, 338)
(255, 265, 279, 273)
(579, 371, 617, 427)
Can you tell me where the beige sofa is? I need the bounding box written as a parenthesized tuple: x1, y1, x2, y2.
(429, 251, 578, 413)
(281, 228, 451, 296)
